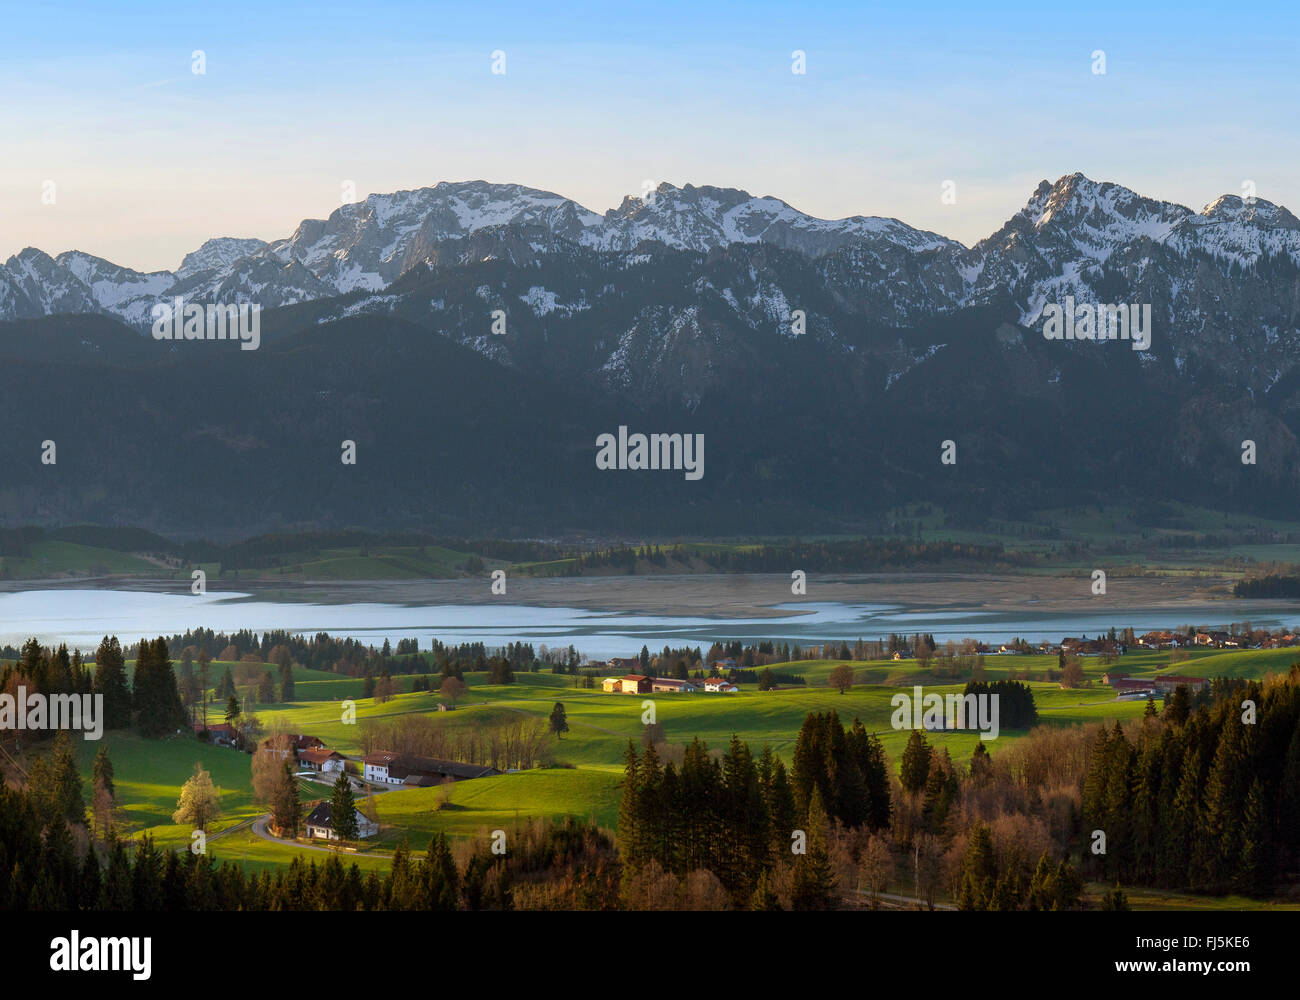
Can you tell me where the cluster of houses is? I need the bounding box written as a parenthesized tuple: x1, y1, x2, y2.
(601, 674, 739, 695)
(260, 740, 504, 840)
(1135, 629, 1297, 650)
(255, 733, 349, 774)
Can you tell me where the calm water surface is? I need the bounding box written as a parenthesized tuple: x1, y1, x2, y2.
(2, 589, 1298, 659)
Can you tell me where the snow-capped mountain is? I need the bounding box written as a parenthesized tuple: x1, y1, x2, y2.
(7, 172, 1300, 536)
(4, 173, 1300, 389)
(175, 237, 269, 281)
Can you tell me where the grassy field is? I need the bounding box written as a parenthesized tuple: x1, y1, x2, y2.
(0, 541, 495, 582)
(10, 499, 1300, 583)
(39, 644, 1294, 908)
(0, 539, 161, 577)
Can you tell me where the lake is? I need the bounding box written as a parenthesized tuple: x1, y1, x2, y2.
(2, 587, 1299, 659)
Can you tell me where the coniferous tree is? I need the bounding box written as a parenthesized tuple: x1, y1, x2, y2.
(330, 772, 359, 842)
(957, 824, 997, 911)
(1167, 746, 1202, 888)
(213, 665, 236, 702)
(791, 785, 835, 910)
(1027, 852, 1055, 910)
(134, 638, 186, 738)
(548, 702, 569, 738)
(50, 730, 85, 826)
(1102, 722, 1135, 880)
(899, 729, 932, 794)
(618, 742, 643, 875)
(424, 833, 459, 910)
(969, 741, 993, 787)
(1165, 684, 1192, 724)
(92, 636, 132, 729)
(1280, 722, 1300, 844)
(1196, 710, 1248, 890)
(271, 760, 302, 838)
(132, 835, 164, 910)
(1237, 778, 1274, 897)
(921, 749, 958, 835)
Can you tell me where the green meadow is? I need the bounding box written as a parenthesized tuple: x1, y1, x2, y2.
(59, 645, 1293, 890)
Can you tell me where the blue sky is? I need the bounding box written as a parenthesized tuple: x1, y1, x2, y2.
(2, 1, 1296, 271)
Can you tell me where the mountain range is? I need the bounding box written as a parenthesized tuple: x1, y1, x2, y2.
(2, 173, 1298, 538)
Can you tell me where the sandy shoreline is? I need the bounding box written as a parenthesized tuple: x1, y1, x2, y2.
(0, 571, 1247, 620)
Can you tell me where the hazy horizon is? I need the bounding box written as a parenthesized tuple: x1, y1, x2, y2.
(3, 1, 1298, 271)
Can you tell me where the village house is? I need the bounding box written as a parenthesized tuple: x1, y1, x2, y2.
(651, 677, 698, 693)
(1152, 675, 1210, 694)
(1112, 678, 1157, 700)
(259, 733, 327, 759)
(619, 674, 652, 694)
(703, 678, 739, 693)
(609, 657, 642, 673)
(304, 802, 379, 841)
(195, 723, 236, 747)
(1137, 631, 1181, 649)
(388, 754, 500, 786)
(297, 748, 346, 774)
(362, 751, 401, 784)
(363, 751, 500, 786)
(1061, 637, 1122, 656)
(602, 677, 623, 693)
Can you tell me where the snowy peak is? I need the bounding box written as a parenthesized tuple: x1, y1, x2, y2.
(176, 237, 269, 281)
(262, 180, 602, 293)
(4, 248, 101, 317)
(4, 173, 1300, 347)
(990, 172, 1189, 257)
(593, 182, 958, 256)
(1197, 194, 1300, 235)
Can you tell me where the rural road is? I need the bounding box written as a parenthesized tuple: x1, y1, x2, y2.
(857, 890, 956, 910)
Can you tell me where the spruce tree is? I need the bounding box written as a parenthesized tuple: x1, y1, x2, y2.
(134, 638, 186, 738)
(791, 785, 836, 910)
(92, 636, 132, 729)
(330, 772, 359, 841)
(1237, 777, 1274, 897)
(899, 729, 932, 794)
(51, 730, 85, 826)
(92, 745, 114, 801)
(548, 702, 569, 738)
(957, 824, 997, 911)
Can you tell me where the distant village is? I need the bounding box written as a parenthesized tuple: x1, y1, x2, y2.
(598, 656, 739, 695)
